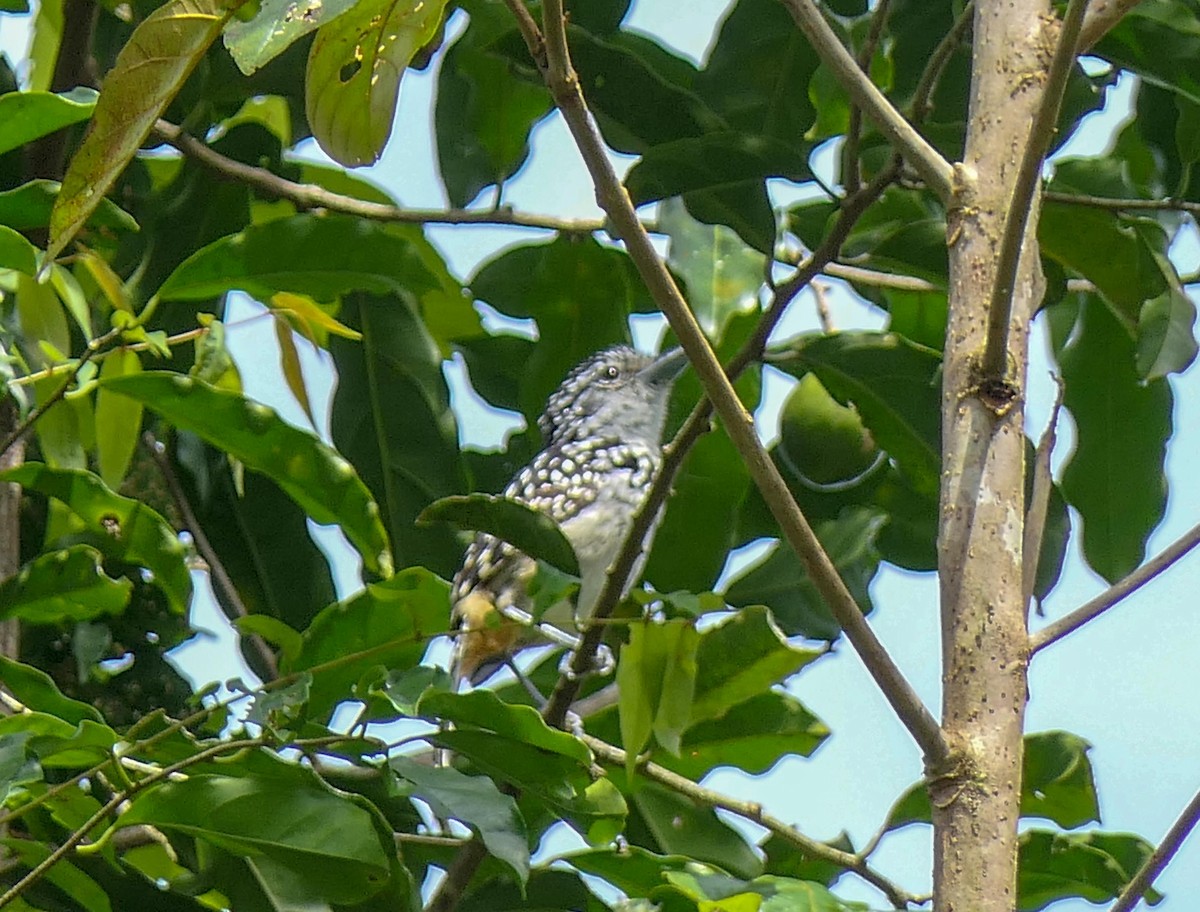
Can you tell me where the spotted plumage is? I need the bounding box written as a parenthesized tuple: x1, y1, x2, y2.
(450, 345, 686, 685)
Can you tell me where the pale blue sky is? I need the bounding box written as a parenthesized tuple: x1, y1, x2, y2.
(2, 2, 1198, 909)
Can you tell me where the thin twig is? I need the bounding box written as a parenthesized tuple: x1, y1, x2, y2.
(1109, 785, 1200, 912)
(841, 0, 892, 194)
(0, 328, 121, 458)
(1022, 373, 1065, 618)
(153, 120, 609, 234)
(909, 2, 974, 127)
(0, 738, 267, 908)
(1030, 521, 1200, 653)
(141, 431, 279, 679)
(812, 280, 835, 333)
(1044, 189, 1200, 217)
(579, 733, 922, 909)
(530, 0, 947, 763)
(982, 0, 1090, 380)
(778, 0, 956, 202)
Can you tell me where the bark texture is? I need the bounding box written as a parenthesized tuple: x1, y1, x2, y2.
(934, 1, 1049, 907)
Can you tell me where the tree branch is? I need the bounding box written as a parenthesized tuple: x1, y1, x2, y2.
(1022, 373, 1064, 617)
(153, 120, 610, 234)
(909, 2, 974, 127)
(1030, 521, 1200, 654)
(141, 431, 279, 680)
(982, 0, 1089, 381)
(529, 0, 946, 763)
(841, 0, 892, 194)
(1109, 784, 1200, 912)
(1078, 0, 1145, 52)
(579, 733, 922, 908)
(778, 0, 956, 202)
(1044, 189, 1200, 217)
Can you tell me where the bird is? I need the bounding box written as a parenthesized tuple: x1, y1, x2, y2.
(449, 344, 688, 688)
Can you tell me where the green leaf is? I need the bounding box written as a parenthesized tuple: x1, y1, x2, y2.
(0, 224, 36, 275)
(420, 493, 580, 577)
(1018, 830, 1160, 911)
(1021, 731, 1100, 829)
(121, 773, 392, 905)
(0, 87, 96, 157)
(419, 689, 591, 763)
(691, 606, 823, 724)
(95, 348, 143, 488)
(618, 619, 699, 769)
(1057, 297, 1171, 581)
(47, 0, 234, 262)
(100, 371, 393, 577)
(286, 568, 451, 720)
(695, 0, 820, 143)
(0, 544, 132, 623)
(3, 463, 192, 614)
(156, 213, 441, 303)
(0, 838, 111, 912)
(778, 374, 881, 487)
(724, 508, 884, 640)
(330, 294, 467, 578)
(435, 28, 551, 207)
(391, 755, 529, 883)
(458, 869, 612, 912)
(564, 844, 694, 899)
(1136, 285, 1198, 380)
(656, 197, 765, 342)
(665, 871, 865, 912)
(0, 180, 138, 234)
(769, 332, 943, 499)
(223, 0, 359, 75)
(0, 657, 103, 724)
(305, 0, 450, 166)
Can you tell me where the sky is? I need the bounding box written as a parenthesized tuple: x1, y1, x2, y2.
(3, 1, 1200, 909)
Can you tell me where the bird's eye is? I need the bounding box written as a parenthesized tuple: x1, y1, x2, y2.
(604, 366, 620, 380)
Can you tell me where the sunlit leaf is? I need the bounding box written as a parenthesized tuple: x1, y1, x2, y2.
(223, 0, 360, 75)
(305, 0, 450, 166)
(0, 544, 132, 623)
(47, 0, 236, 262)
(0, 87, 96, 156)
(0, 225, 37, 275)
(274, 315, 317, 427)
(100, 371, 393, 577)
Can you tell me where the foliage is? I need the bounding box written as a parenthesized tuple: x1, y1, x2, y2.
(0, 0, 1195, 910)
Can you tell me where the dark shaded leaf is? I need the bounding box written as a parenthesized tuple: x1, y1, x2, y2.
(0, 179, 137, 233)
(1018, 830, 1161, 911)
(420, 493, 579, 576)
(0, 657, 104, 724)
(0, 544, 132, 623)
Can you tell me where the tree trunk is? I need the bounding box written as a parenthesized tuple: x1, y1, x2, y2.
(935, 1, 1049, 907)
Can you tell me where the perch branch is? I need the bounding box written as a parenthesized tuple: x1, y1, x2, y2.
(1109, 784, 1200, 912)
(1078, 0, 1145, 51)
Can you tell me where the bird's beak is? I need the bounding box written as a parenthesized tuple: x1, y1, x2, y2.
(639, 347, 689, 385)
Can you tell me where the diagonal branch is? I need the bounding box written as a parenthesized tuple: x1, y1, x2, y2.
(982, 0, 1090, 381)
(1078, 0, 1145, 51)
(1109, 784, 1200, 912)
(532, 0, 947, 764)
(1030, 521, 1200, 654)
(778, 0, 956, 202)
(579, 732, 923, 908)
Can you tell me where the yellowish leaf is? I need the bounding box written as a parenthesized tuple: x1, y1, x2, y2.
(76, 247, 134, 314)
(270, 291, 362, 346)
(96, 348, 144, 487)
(47, 0, 237, 264)
(305, 0, 449, 167)
(274, 315, 317, 428)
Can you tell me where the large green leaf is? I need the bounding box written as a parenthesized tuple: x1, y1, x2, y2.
(0, 838, 111, 912)
(690, 606, 824, 724)
(121, 772, 392, 905)
(287, 568, 451, 720)
(0, 223, 37, 274)
(0, 657, 104, 724)
(1056, 297, 1171, 582)
(305, 0, 449, 166)
(419, 689, 592, 764)
(777, 374, 881, 487)
(329, 294, 467, 578)
(769, 332, 943, 499)
(0, 86, 96, 157)
(0, 544, 132, 623)
(223, 0, 359, 75)
(100, 372, 393, 577)
(3, 463, 192, 614)
(724, 508, 884, 640)
(156, 213, 441, 303)
(617, 619, 700, 767)
(419, 493, 580, 576)
(391, 755, 529, 883)
(1018, 830, 1160, 910)
(0, 179, 138, 234)
(47, 0, 234, 262)
(435, 23, 550, 207)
